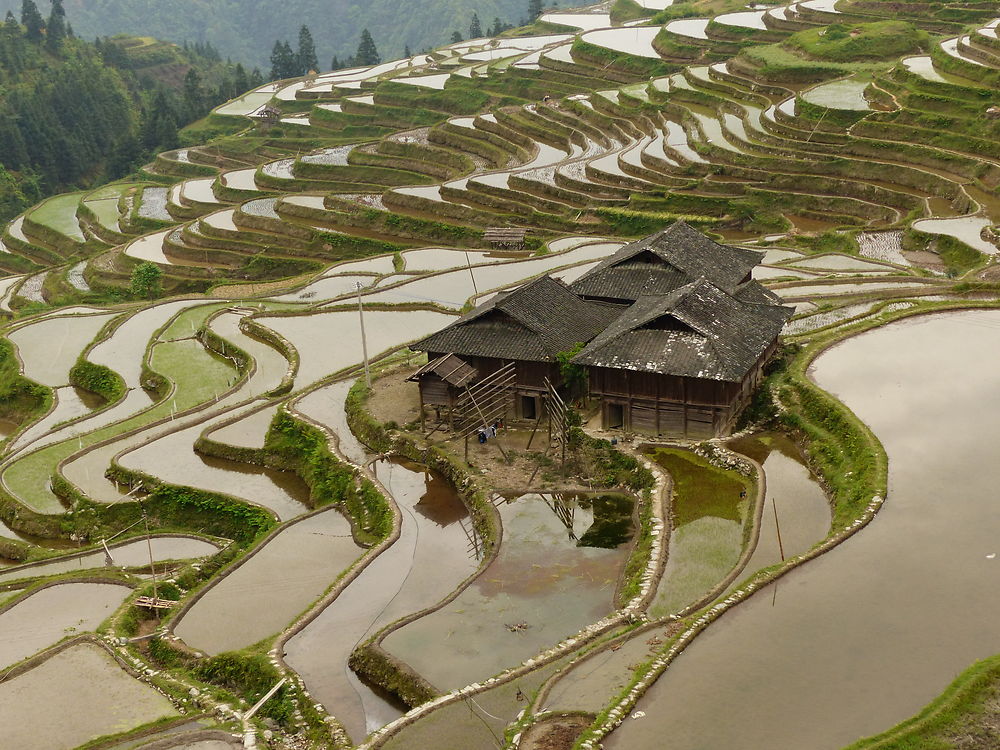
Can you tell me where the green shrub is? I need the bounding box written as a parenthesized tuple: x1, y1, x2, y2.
(194, 652, 295, 724)
(0, 337, 50, 423)
(69, 359, 125, 404)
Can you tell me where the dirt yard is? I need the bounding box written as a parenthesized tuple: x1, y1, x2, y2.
(367, 364, 621, 493)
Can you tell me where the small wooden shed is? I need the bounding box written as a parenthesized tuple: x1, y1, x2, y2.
(407, 353, 478, 427)
(249, 104, 281, 131)
(484, 227, 528, 251)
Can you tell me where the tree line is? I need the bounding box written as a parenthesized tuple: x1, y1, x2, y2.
(0, 1, 254, 223)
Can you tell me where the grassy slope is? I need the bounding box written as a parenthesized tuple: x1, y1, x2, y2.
(845, 654, 1000, 750)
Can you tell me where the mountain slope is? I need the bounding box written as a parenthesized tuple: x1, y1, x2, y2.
(8, 0, 529, 70)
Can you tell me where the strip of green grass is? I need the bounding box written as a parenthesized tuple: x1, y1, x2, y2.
(844, 653, 1000, 750)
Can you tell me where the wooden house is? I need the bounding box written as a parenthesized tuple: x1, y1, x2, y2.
(570, 220, 772, 306)
(411, 275, 618, 420)
(572, 278, 790, 438)
(410, 222, 793, 437)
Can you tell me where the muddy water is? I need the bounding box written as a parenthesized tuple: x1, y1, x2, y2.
(772, 281, 932, 298)
(0, 535, 219, 583)
(912, 215, 996, 255)
(272, 273, 377, 303)
(381, 653, 573, 750)
(8, 386, 102, 454)
(0, 642, 177, 750)
(540, 625, 662, 715)
(726, 433, 831, 586)
(801, 79, 871, 111)
(258, 310, 453, 385)
(606, 311, 1000, 750)
(9, 312, 114, 386)
(294, 380, 368, 465)
(209, 404, 278, 449)
(0, 581, 131, 667)
(581, 27, 661, 58)
(284, 459, 477, 742)
(175, 508, 362, 654)
(382, 492, 634, 692)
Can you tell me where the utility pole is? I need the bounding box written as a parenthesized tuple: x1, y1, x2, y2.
(357, 282, 371, 388)
(465, 251, 479, 296)
(142, 507, 158, 605)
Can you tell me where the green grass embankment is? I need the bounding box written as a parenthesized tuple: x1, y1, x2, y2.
(844, 653, 1000, 750)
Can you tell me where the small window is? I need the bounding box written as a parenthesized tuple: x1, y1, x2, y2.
(521, 395, 537, 420)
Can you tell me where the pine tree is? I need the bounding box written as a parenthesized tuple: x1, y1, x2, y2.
(233, 63, 248, 95)
(353, 28, 380, 66)
(527, 0, 543, 20)
(404, 44, 412, 58)
(297, 25, 318, 75)
(269, 39, 296, 79)
(249, 68, 264, 88)
(21, 0, 44, 41)
(4, 10, 17, 27)
(182, 67, 205, 119)
(330, 55, 342, 70)
(469, 13, 482, 38)
(46, 0, 66, 53)
(450, 30, 463, 44)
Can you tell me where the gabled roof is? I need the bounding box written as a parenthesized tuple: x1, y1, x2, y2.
(572, 278, 794, 382)
(407, 353, 478, 387)
(412, 275, 621, 362)
(570, 220, 764, 302)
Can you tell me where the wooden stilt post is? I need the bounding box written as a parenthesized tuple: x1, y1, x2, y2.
(773, 496, 785, 562)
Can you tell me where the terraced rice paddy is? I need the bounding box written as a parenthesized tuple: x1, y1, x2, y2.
(0, 582, 131, 667)
(2, 1, 1000, 746)
(0, 642, 177, 750)
(381, 492, 634, 691)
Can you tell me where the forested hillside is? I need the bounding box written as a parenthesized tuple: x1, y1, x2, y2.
(1, 0, 531, 71)
(0, 2, 261, 222)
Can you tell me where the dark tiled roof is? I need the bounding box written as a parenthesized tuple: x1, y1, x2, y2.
(572, 278, 793, 382)
(412, 275, 621, 362)
(407, 353, 478, 386)
(571, 220, 764, 302)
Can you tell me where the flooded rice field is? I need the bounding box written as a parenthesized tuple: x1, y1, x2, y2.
(726, 433, 831, 588)
(0, 582, 131, 667)
(801, 78, 871, 111)
(381, 491, 634, 691)
(284, 459, 478, 742)
(9, 312, 114, 387)
(259, 309, 452, 384)
(606, 311, 1000, 750)
(0, 535, 219, 583)
(5, 2, 1000, 744)
(120, 422, 312, 520)
(645, 448, 750, 618)
(175, 508, 362, 654)
(0, 642, 177, 750)
(294, 380, 368, 465)
(912, 215, 997, 255)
